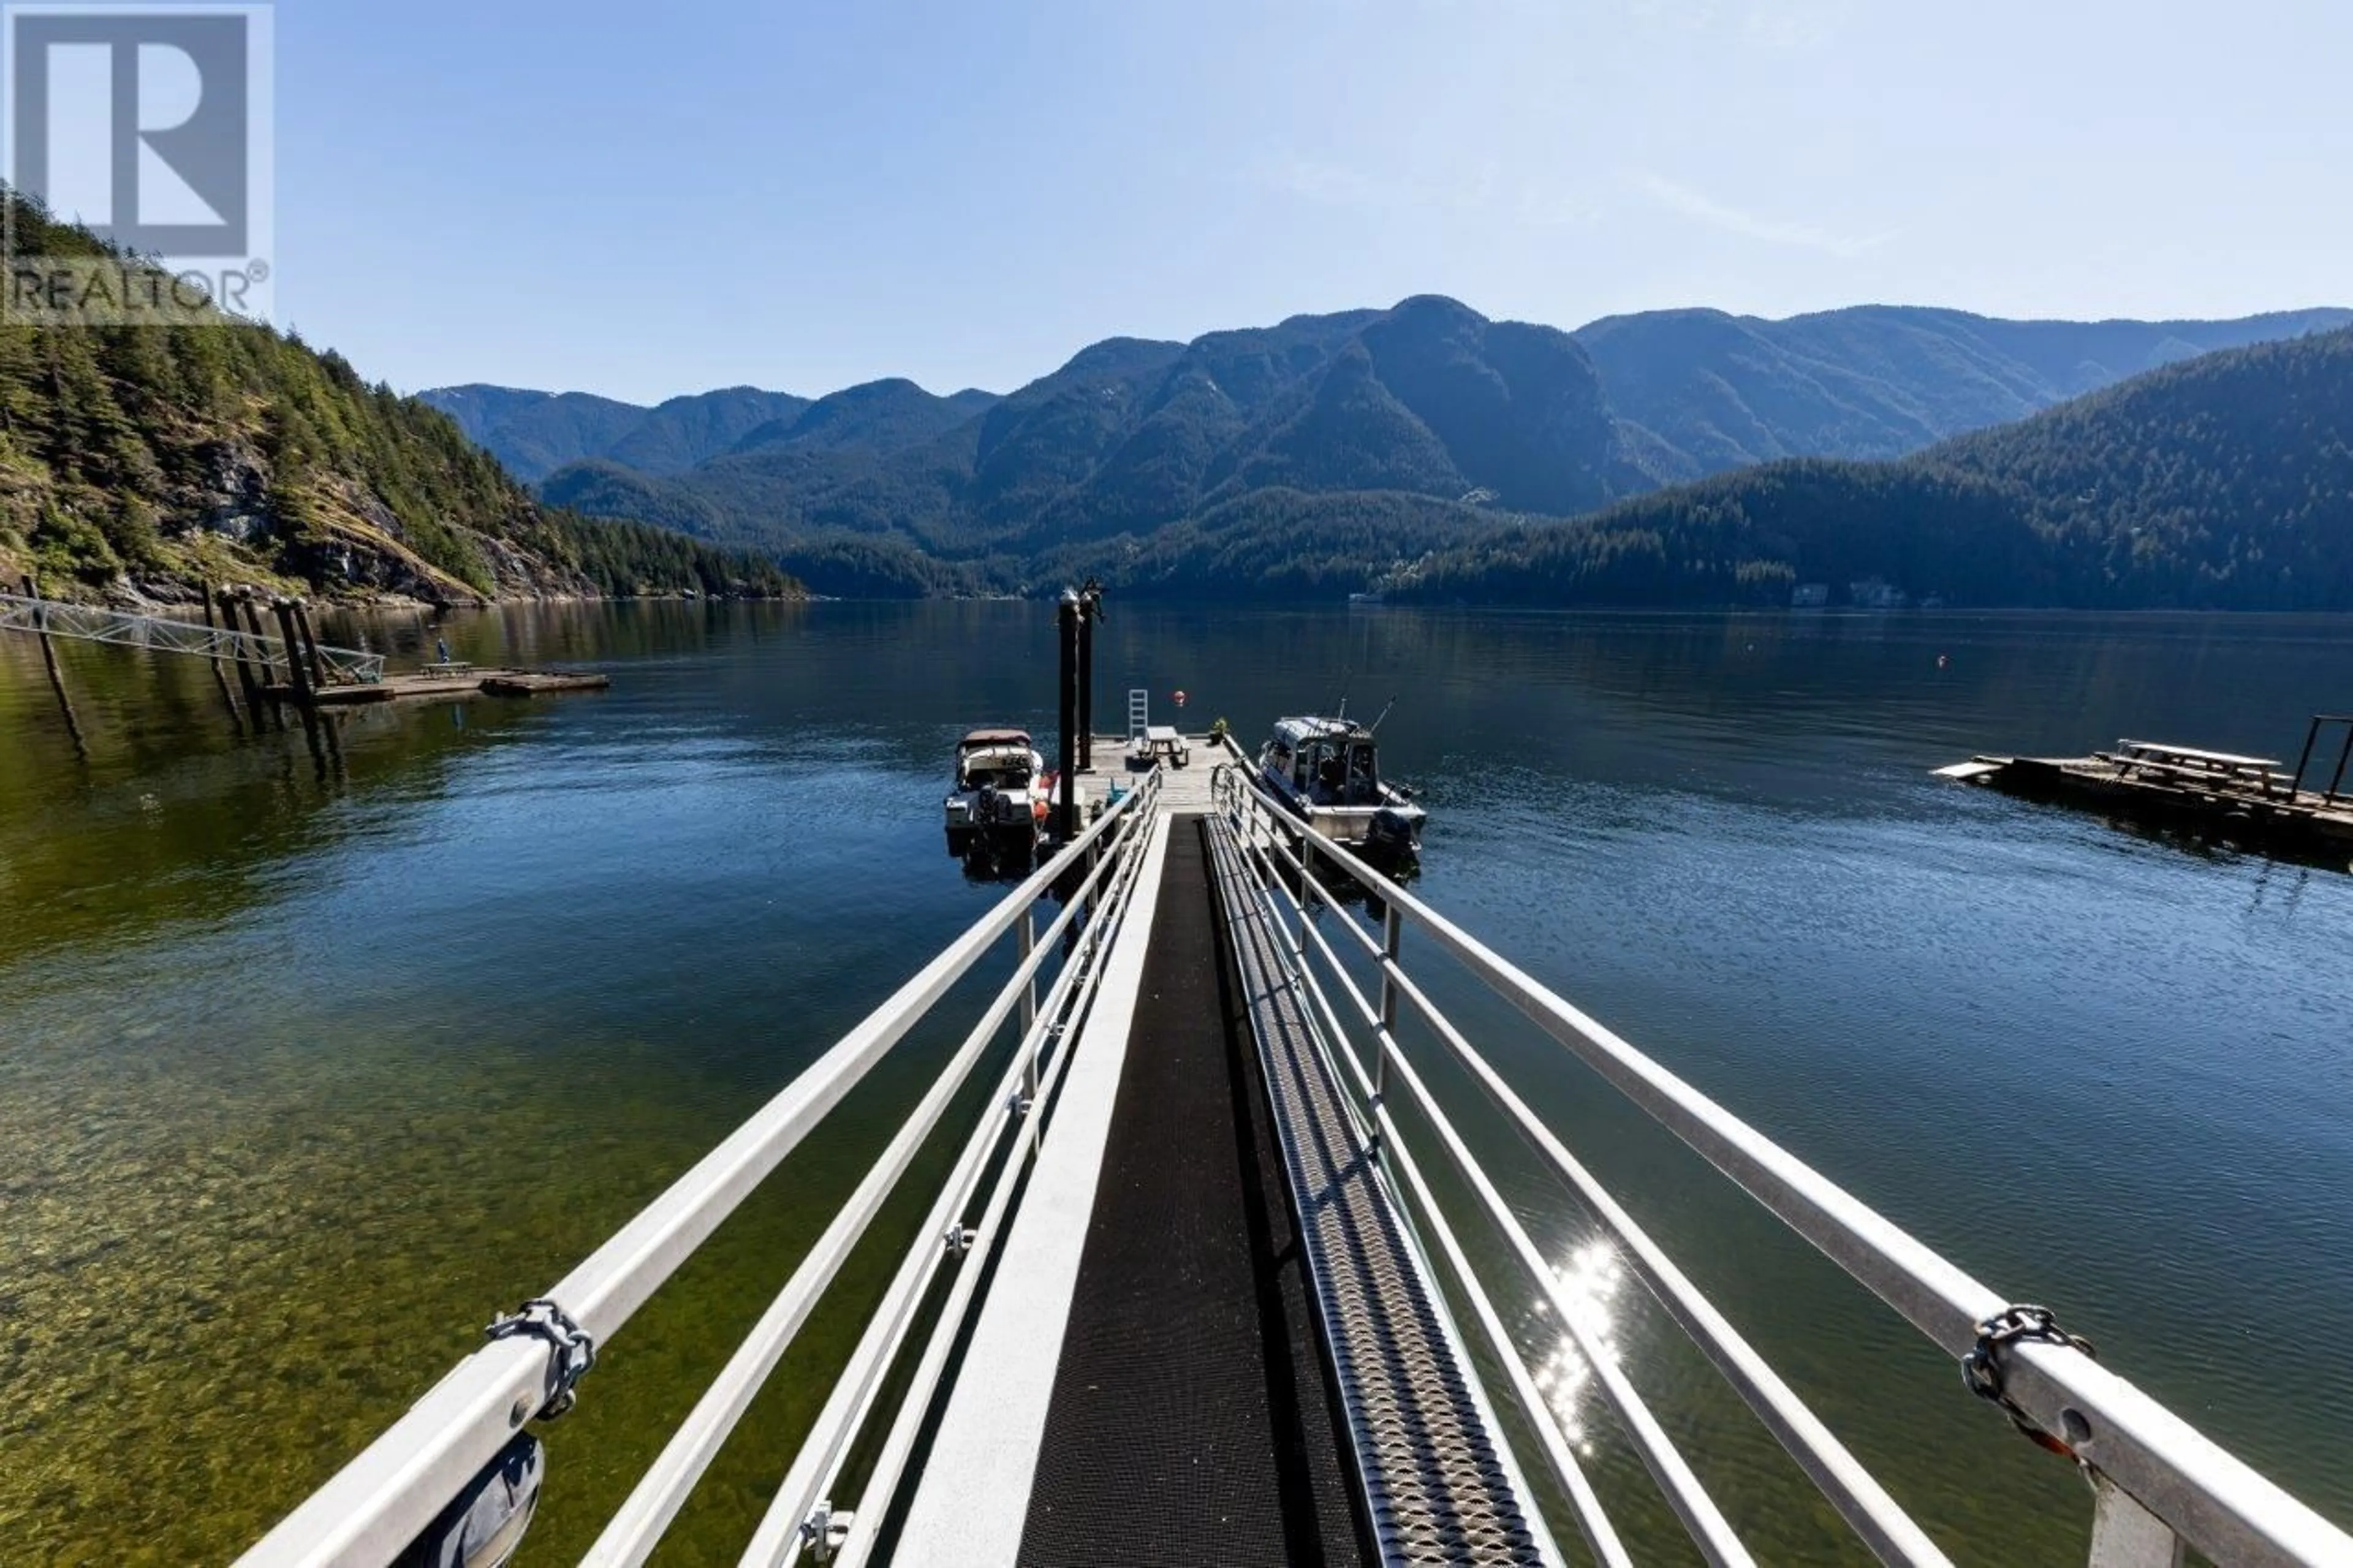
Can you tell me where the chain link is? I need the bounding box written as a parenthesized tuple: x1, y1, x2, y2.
(486, 1297, 598, 1420)
(1961, 1304, 2096, 1458)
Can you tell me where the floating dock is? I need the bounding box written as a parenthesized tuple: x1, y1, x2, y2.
(265, 666, 612, 706)
(1940, 725, 2353, 864)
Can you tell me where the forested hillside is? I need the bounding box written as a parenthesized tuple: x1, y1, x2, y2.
(0, 192, 798, 604)
(1393, 327, 2353, 610)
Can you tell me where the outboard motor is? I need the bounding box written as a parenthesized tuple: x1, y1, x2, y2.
(1368, 806, 1421, 865)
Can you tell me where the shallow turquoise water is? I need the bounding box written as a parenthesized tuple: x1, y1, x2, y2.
(2, 602, 2349, 1564)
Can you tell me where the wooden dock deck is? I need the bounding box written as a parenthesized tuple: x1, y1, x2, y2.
(1941, 737, 2353, 865)
(1080, 732, 1221, 814)
(265, 667, 612, 706)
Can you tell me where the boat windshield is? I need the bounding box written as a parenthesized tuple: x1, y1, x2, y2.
(960, 752, 1033, 790)
(1298, 737, 1382, 806)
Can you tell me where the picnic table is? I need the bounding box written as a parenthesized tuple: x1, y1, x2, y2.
(2113, 740, 2288, 795)
(1131, 725, 1191, 768)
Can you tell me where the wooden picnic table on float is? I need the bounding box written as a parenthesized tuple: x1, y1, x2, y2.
(2111, 740, 2290, 795)
(1132, 725, 1192, 767)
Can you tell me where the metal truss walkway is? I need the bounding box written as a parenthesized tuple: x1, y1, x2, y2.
(0, 589, 384, 684)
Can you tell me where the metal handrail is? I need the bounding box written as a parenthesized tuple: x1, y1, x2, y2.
(743, 795, 1163, 1568)
(0, 591, 386, 683)
(1208, 746, 2353, 1567)
(236, 768, 1162, 1568)
(602, 779, 1159, 1567)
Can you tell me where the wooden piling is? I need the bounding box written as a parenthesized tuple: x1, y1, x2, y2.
(200, 585, 248, 733)
(218, 587, 268, 718)
(20, 574, 89, 759)
(233, 596, 271, 675)
(294, 600, 330, 691)
(271, 599, 314, 705)
(236, 595, 288, 730)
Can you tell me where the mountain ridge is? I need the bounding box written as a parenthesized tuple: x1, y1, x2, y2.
(533, 295, 1654, 590)
(1389, 324, 2353, 611)
(1577, 303, 2353, 482)
(419, 379, 1003, 483)
(444, 298, 2347, 597)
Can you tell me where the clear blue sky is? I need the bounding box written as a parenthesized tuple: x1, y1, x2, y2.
(274, 0, 2351, 404)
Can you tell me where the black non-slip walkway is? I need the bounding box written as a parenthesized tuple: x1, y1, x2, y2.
(1021, 819, 1370, 1567)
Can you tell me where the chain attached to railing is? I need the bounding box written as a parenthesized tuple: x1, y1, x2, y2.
(483, 1298, 598, 1421)
(1963, 1304, 2099, 1459)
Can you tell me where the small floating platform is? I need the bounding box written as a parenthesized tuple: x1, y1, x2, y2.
(1941, 732, 2353, 865)
(477, 671, 611, 698)
(265, 667, 612, 706)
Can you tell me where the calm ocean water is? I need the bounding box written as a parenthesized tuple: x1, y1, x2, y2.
(2, 601, 2349, 1564)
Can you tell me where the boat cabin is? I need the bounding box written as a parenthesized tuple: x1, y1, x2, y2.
(956, 728, 1039, 790)
(1263, 716, 1386, 808)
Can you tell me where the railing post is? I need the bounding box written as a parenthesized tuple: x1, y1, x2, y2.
(1375, 901, 1401, 1121)
(1017, 910, 1037, 1037)
(2087, 1474, 2185, 1568)
(1292, 828, 1311, 965)
(2289, 716, 2322, 797)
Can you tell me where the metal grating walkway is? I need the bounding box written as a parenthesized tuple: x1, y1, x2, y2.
(1018, 819, 1370, 1566)
(1207, 814, 1557, 1567)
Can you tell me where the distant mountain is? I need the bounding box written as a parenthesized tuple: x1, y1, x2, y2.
(438, 297, 2353, 602)
(417, 384, 814, 481)
(609, 387, 819, 474)
(730, 379, 1000, 458)
(1393, 326, 2353, 610)
(0, 194, 801, 604)
(535, 296, 1649, 591)
(1578, 305, 2353, 482)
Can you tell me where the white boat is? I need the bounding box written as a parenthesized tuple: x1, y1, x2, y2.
(944, 727, 1051, 863)
(1256, 715, 1425, 866)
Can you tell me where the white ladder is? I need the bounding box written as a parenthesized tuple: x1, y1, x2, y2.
(1127, 687, 1149, 741)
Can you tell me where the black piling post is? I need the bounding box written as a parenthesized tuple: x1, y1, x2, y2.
(238, 596, 288, 730)
(272, 599, 314, 706)
(21, 575, 88, 760)
(294, 600, 330, 691)
(1076, 577, 1101, 773)
(236, 594, 273, 679)
(1057, 587, 1080, 844)
(2328, 722, 2353, 808)
(220, 588, 267, 719)
(200, 585, 247, 733)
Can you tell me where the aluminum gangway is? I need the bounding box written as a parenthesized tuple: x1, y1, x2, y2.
(232, 744, 2353, 1568)
(0, 589, 385, 683)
